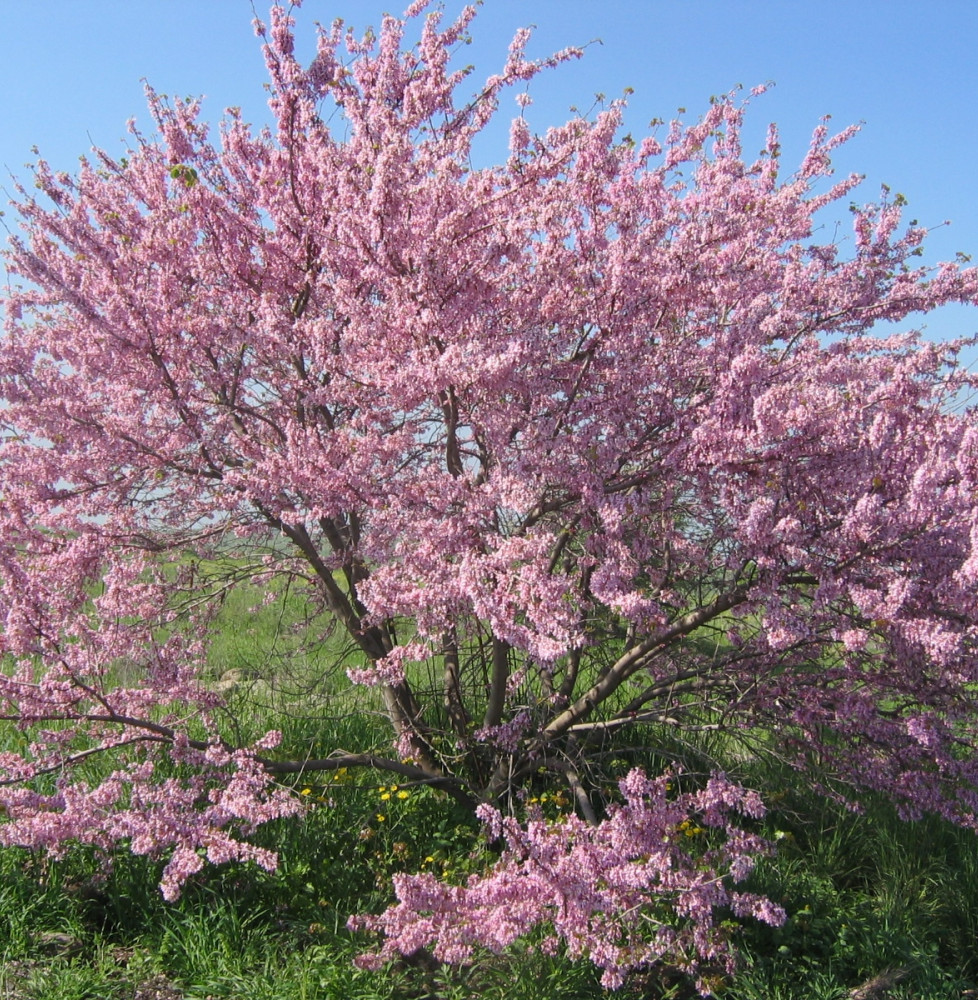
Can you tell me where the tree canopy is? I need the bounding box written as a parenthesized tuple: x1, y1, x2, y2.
(1, 1, 977, 989)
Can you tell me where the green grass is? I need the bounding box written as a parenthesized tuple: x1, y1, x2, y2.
(2, 573, 978, 997)
(727, 786, 978, 999)
(1, 737, 977, 999)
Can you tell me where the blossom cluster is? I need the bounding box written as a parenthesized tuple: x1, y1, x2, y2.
(352, 769, 785, 991)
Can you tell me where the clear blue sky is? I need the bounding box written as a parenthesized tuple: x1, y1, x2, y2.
(2, 1, 976, 351)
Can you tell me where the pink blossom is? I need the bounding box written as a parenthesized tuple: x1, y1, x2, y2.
(0, 1, 976, 985)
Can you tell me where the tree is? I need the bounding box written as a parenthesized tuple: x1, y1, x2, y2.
(1, 0, 978, 990)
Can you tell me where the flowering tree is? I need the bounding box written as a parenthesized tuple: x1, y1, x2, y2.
(2, 0, 978, 989)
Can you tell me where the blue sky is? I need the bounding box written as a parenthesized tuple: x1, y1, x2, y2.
(2, 1, 976, 351)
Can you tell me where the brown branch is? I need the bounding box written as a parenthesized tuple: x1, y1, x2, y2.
(439, 385, 464, 478)
(483, 637, 511, 730)
(259, 751, 477, 809)
(539, 585, 750, 743)
(0, 734, 170, 788)
(442, 628, 470, 736)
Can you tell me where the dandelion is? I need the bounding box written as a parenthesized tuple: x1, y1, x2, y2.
(376, 813, 386, 823)
(397, 790, 410, 800)
(380, 792, 391, 801)
(300, 787, 312, 796)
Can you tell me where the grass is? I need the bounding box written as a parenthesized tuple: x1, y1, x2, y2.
(1, 738, 977, 999)
(1, 577, 978, 997)
(727, 788, 978, 999)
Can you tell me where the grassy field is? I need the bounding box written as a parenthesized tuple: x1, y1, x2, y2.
(2, 584, 978, 998)
(3, 737, 977, 998)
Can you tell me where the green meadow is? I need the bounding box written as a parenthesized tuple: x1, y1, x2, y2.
(1, 582, 977, 1000)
